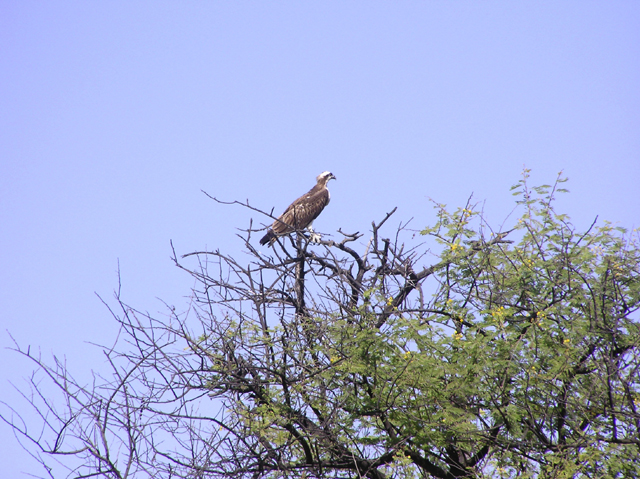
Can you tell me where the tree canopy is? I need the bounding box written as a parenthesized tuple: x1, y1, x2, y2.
(3, 172, 640, 479)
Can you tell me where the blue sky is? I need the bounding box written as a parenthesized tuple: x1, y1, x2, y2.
(1, 2, 639, 476)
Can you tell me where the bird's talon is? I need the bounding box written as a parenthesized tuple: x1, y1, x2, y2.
(309, 233, 322, 243)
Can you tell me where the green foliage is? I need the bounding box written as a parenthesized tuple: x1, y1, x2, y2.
(213, 171, 640, 478)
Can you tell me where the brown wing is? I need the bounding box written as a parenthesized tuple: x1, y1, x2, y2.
(272, 186, 330, 235)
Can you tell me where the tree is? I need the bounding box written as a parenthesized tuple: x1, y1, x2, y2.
(3, 171, 640, 479)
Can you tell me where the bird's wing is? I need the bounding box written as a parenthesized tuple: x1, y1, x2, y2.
(272, 188, 330, 235)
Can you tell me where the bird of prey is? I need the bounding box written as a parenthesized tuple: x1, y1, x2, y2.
(260, 171, 336, 246)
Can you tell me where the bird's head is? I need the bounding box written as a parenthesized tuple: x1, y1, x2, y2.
(317, 171, 337, 184)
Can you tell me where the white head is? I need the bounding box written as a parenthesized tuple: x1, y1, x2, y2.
(317, 171, 337, 183)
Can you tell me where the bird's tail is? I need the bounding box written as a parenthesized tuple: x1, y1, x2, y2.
(259, 230, 276, 246)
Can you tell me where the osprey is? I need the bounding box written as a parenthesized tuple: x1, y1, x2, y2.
(260, 171, 336, 246)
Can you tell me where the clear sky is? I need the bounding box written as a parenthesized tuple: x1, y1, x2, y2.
(1, 2, 639, 477)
